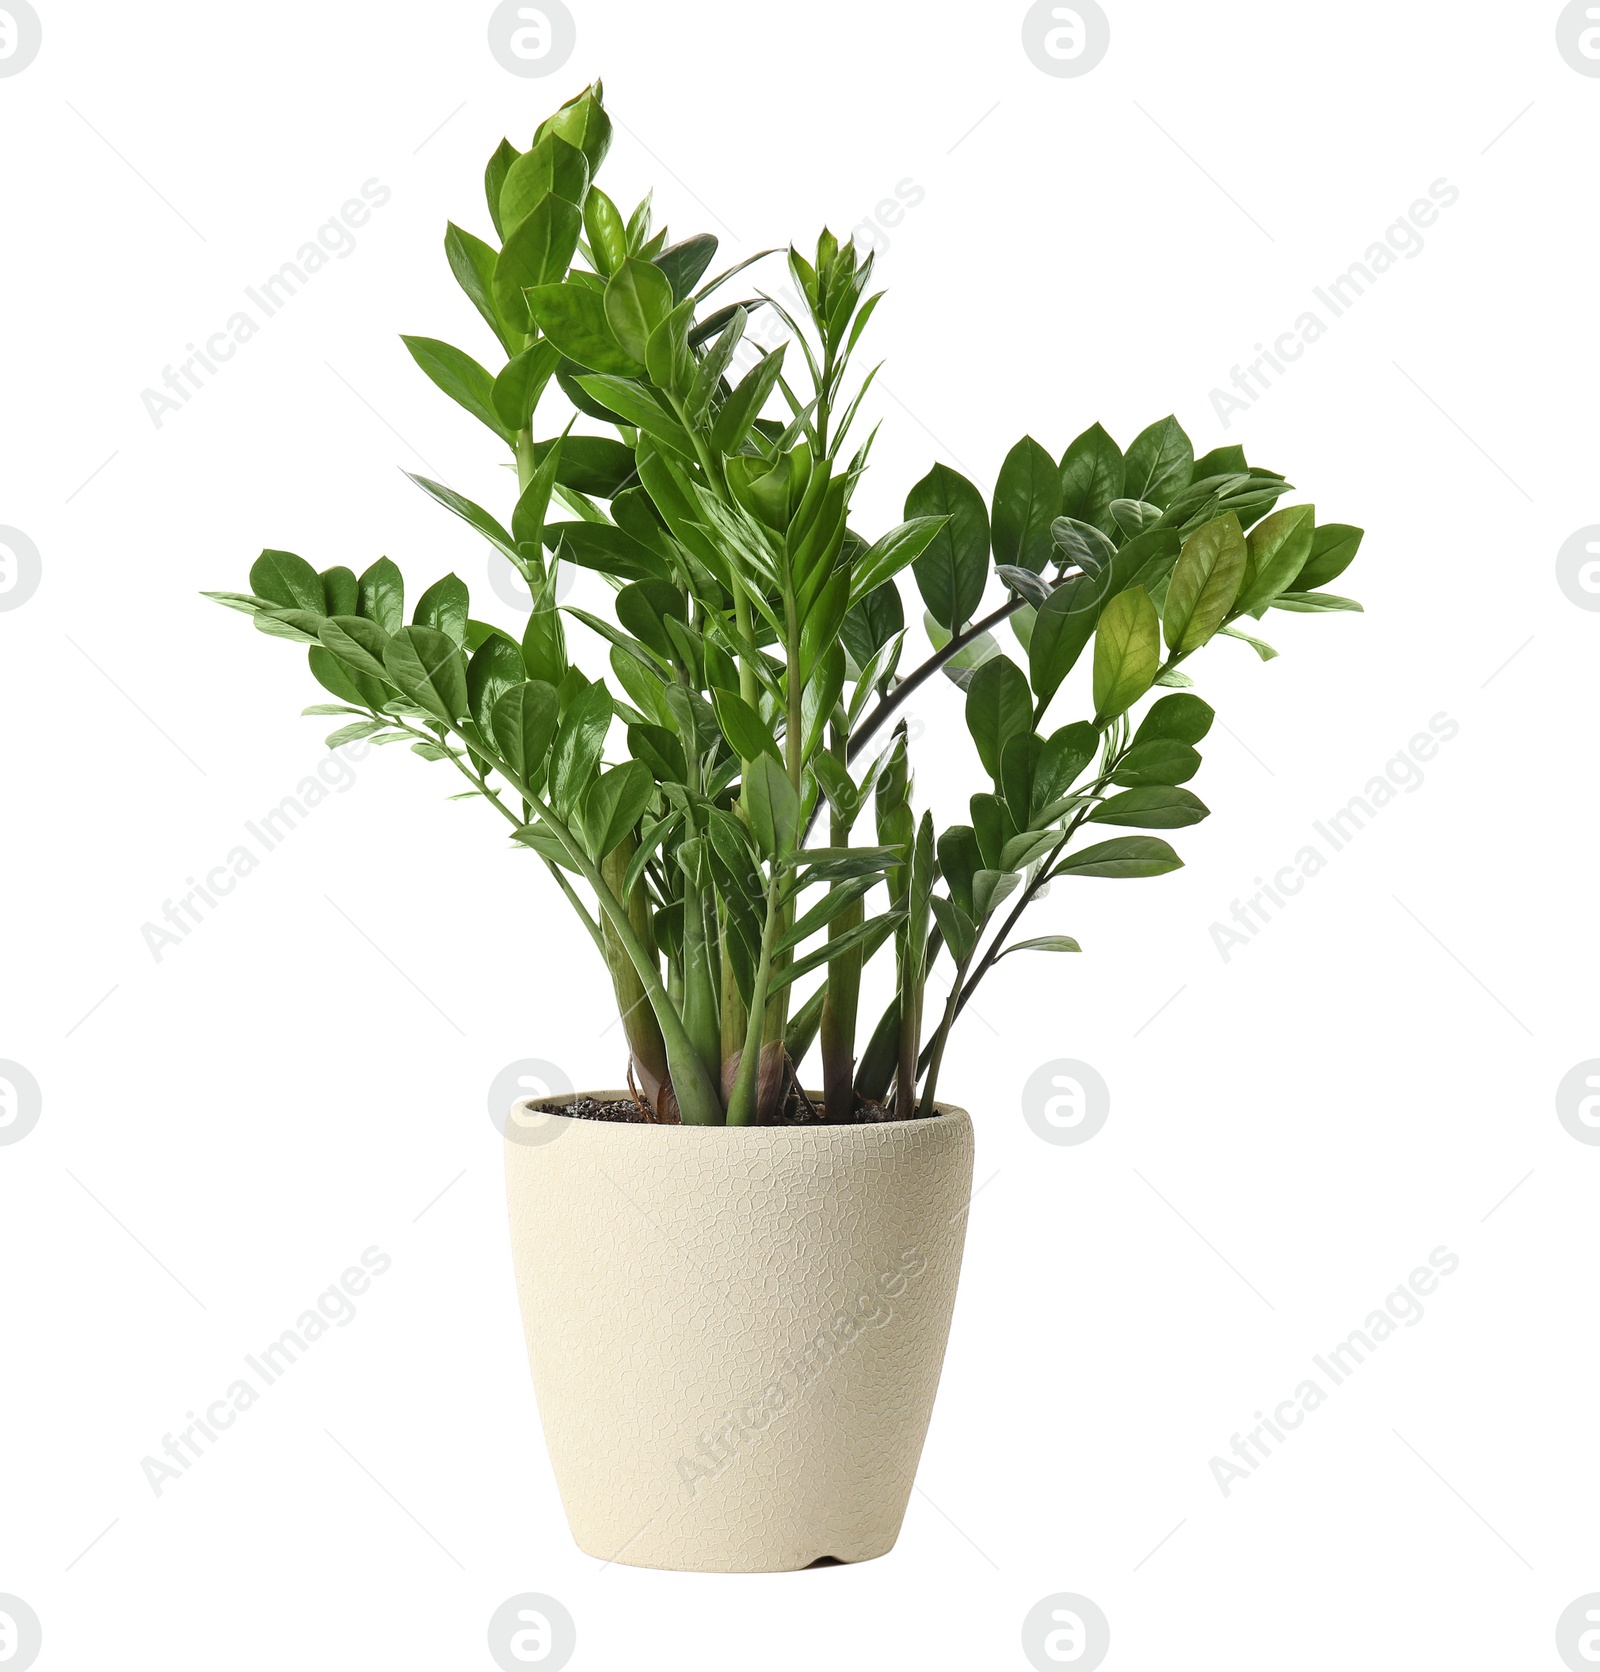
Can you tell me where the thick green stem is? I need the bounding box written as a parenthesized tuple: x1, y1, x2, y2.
(819, 720, 860, 1120)
(725, 879, 785, 1125)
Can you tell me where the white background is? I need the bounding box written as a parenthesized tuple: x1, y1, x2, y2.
(3, 1, 1597, 1667)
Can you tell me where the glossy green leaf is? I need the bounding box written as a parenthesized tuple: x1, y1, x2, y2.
(401, 336, 511, 443)
(743, 753, 801, 857)
(906, 462, 989, 631)
(548, 678, 613, 815)
(1132, 692, 1214, 746)
(492, 194, 584, 333)
(710, 345, 787, 455)
(1088, 786, 1210, 828)
(1055, 836, 1183, 878)
(358, 558, 404, 634)
(1034, 722, 1098, 815)
(383, 625, 468, 723)
(466, 635, 526, 742)
(581, 759, 653, 860)
(251, 549, 323, 614)
(524, 283, 638, 375)
(413, 573, 469, 645)
(712, 686, 782, 764)
(492, 680, 561, 786)
(1122, 415, 1193, 510)
(1237, 504, 1315, 615)
(1113, 738, 1200, 786)
(492, 339, 561, 432)
(499, 135, 589, 238)
(1027, 574, 1101, 708)
(849, 516, 948, 604)
(998, 935, 1082, 958)
(604, 257, 675, 364)
(1059, 422, 1124, 536)
(1294, 522, 1364, 591)
(964, 655, 1032, 779)
(991, 436, 1061, 574)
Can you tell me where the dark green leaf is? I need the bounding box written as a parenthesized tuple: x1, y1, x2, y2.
(1113, 739, 1201, 786)
(654, 233, 718, 302)
(1034, 722, 1098, 815)
(548, 678, 614, 815)
(492, 680, 561, 787)
(413, 573, 469, 645)
(710, 346, 787, 455)
(991, 436, 1061, 574)
(1027, 574, 1101, 708)
(1089, 786, 1210, 828)
(581, 760, 653, 860)
(358, 558, 404, 633)
(1122, 415, 1193, 509)
(383, 625, 468, 723)
(1055, 836, 1183, 878)
(964, 655, 1032, 779)
(1294, 523, 1364, 590)
(251, 549, 323, 613)
(1059, 422, 1124, 536)
(1132, 692, 1213, 746)
(906, 462, 989, 631)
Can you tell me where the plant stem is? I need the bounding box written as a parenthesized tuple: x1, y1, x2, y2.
(726, 877, 785, 1125)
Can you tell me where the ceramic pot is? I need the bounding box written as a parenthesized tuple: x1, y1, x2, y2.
(503, 1094, 974, 1572)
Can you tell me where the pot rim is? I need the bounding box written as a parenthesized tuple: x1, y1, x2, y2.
(509, 1089, 968, 1136)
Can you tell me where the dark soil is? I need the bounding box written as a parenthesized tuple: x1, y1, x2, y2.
(548, 1088, 924, 1127)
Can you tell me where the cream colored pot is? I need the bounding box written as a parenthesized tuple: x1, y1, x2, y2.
(503, 1094, 974, 1573)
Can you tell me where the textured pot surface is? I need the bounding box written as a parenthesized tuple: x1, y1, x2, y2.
(503, 1094, 975, 1572)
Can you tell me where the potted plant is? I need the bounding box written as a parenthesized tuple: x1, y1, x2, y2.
(208, 82, 1363, 1571)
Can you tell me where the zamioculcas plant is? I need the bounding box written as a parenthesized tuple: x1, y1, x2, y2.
(208, 82, 1365, 1571)
(209, 83, 1362, 1127)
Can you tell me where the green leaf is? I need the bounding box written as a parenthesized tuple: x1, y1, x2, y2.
(1294, 522, 1364, 591)
(574, 375, 697, 459)
(530, 434, 638, 499)
(1163, 513, 1247, 653)
(1271, 591, 1364, 613)
(358, 558, 404, 634)
(400, 336, 511, 444)
(320, 566, 357, 617)
(710, 345, 788, 455)
(1000, 828, 1062, 871)
(776, 876, 875, 955)
(524, 283, 639, 375)
(604, 256, 675, 364)
(1055, 836, 1183, 878)
(1027, 574, 1101, 709)
(1088, 786, 1210, 828)
(445, 222, 513, 354)
(406, 474, 520, 564)
(492, 680, 561, 787)
(309, 647, 364, 704)
(998, 935, 1082, 958)
(766, 909, 901, 993)
(466, 635, 526, 742)
(849, 516, 948, 605)
(492, 339, 561, 432)
(1113, 739, 1200, 786)
(842, 580, 905, 673)
(1122, 415, 1193, 510)
(972, 868, 1020, 919)
(1132, 692, 1214, 746)
(492, 193, 584, 333)
(317, 615, 391, 685)
(1059, 422, 1124, 536)
(1034, 721, 1098, 815)
(654, 233, 718, 302)
(325, 720, 385, 748)
(548, 678, 614, 815)
(1236, 504, 1315, 615)
(498, 134, 589, 238)
(583, 187, 628, 276)
(484, 139, 520, 240)
(382, 625, 468, 723)
(1093, 587, 1161, 723)
(934, 827, 980, 918)
(743, 753, 801, 858)
(413, 573, 469, 645)
(991, 436, 1061, 574)
(251, 549, 323, 614)
(712, 686, 782, 765)
(906, 462, 990, 631)
(964, 655, 1032, 780)
(549, 520, 670, 583)
(581, 760, 653, 860)
(930, 894, 978, 964)
(686, 305, 746, 425)
(1219, 625, 1279, 661)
